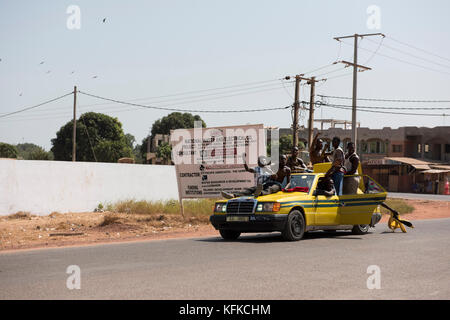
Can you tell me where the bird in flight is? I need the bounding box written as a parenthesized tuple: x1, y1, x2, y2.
(92, 75, 98, 79)
(40, 61, 45, 65)
(103, 18, 106, 23)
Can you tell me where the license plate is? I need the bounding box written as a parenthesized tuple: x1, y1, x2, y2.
(226, 216, 249, 222)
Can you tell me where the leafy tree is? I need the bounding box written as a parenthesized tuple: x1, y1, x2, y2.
(0, 142, 18, 158)
(140, 112, 206, 161)
(267, 134, 304, 156)
(151, 112, 206, 136)
(16, 143, 53, 160)
(51, 112, 133, 162)
(94, 140, 133, 163)
(124, 133, 135, 149)
(156, 142, 172, 162)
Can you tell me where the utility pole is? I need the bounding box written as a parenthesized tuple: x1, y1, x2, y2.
(72, 86, 77, 162)
(307, 76, 316, 149)
(333, 33, 384, 145)
(292, 75, 301, 148)
(285, 75, 322, 148)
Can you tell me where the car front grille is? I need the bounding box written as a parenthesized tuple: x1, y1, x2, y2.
(226, 200, 256, 214)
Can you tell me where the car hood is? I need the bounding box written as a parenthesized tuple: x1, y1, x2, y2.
(253, 191, 310, 203)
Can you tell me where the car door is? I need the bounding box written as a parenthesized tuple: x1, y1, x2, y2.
(311, 176, 339, 225)
(313, 194, 340, 225)
(337, 175, 387, 225)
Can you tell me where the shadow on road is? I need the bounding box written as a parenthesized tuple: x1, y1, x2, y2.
(195, 230, 365, 243)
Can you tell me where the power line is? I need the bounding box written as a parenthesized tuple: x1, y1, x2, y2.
(122, 78, 282, 101)
(366, 37, 450, 69)
(340, 40, 450, 76)
(0, 92, 73, 119)
(387, 36, 450, 63)
(80, 116, 97, 162)
(3, 83, 293, 119)
(77, 90, 291, 113)
(318, 94, 450, 103)
(307, 101, 450, 116)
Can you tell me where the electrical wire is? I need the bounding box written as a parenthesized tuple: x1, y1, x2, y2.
(80, 116, 98, 162)
(317, 94, 450, 103)
(77, 90, 291, 113)
(0, 92, 73, 119)
(387, 36, 450, 63)
(340, 40, 450, 76)
(366, 37, 450, 69)
(305, 101, 450, 116)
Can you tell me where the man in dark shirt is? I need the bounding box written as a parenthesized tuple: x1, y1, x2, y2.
(287, 147, 308, 172)
(315, 176, 336, 197)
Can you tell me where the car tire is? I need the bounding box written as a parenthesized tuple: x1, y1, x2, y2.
(219, 229, 241, 240)
(352, 224, 370, 235)
(281, 210, 305, 241)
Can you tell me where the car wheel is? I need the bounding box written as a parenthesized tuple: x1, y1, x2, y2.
(352, 224, 370, 235)
(281, 210, 305, 241)
(219, 229, 241, 240)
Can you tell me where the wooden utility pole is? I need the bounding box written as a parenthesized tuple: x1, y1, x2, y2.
(333, 33, 384, 145)
(285, 75, 322, 148)
(72, 86, 77, 162)
(307, 76, 316, 149)
(292, 75, 301, 148)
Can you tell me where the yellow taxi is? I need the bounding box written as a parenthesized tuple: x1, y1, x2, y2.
(210, 163, 386, 241)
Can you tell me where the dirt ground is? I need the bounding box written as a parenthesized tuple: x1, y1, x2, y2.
(1, 198, 449, 252)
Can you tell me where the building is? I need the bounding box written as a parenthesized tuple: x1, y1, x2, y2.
(278, 125, 450, 193)
(145, 134, 171, 165)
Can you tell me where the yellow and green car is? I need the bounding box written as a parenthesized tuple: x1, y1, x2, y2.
(210, 163, 386, 241)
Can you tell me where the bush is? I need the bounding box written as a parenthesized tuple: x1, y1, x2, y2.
(0, 142, 18, 158)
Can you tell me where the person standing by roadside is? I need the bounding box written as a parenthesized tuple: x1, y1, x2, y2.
(325, 137, 345, 195)
(343, 142, 360, 194)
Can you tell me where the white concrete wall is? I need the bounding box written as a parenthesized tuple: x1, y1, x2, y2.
(0, 159, 178, 215)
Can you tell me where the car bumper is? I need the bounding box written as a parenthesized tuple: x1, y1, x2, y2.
(210, 214, 287, 232)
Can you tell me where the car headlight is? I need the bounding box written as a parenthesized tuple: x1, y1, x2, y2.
(214, 203, 227, 213)
(256, 202, 281, 212)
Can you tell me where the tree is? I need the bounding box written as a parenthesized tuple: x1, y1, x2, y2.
(140, 112, 206, 161)
(94, 140, 133, 163)
(16, 143, 53, 160)
(151, 112, 206, 136)
(51, 112, 133, 162)
(267, 134, 305, 156)
(0, 142, 18, 158)
(156, 142, 172, 162)
(124, 133, 135, 149)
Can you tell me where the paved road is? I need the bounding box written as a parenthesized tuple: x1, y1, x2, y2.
(1, 219, 449, 299)
(388, 192, 450, 201)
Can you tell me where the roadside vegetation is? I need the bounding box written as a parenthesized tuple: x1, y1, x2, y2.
(381, 198, 415, 215)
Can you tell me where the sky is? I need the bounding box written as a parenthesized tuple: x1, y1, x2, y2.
(1, 0, 449, 150)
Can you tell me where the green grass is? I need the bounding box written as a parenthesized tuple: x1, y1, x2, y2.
(382, 198, 415, 215)
(107, 199, 217, 218)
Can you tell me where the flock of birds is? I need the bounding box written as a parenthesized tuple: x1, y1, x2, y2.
(1, 18, 107, 97)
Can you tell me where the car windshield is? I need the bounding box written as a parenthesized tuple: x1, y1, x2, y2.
(283, 174, 315, 190)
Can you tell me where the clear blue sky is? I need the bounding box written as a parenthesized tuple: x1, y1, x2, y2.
(1, 0, 449, 150)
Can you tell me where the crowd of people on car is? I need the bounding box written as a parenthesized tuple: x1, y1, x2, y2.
(220, 132, 361, 199)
